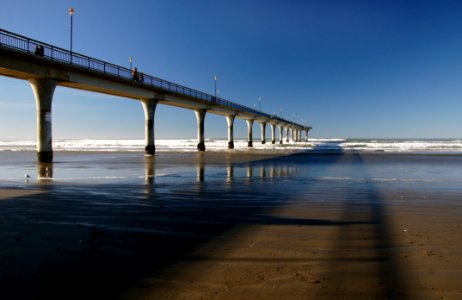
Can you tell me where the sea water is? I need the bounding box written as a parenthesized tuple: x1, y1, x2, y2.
(1, 138, 462, 154)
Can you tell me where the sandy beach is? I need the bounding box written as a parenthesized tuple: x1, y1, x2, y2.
(1, 151, 462, 299)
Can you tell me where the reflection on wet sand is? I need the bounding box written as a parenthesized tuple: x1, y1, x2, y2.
(37, 163, 53, 180)
(35, 155, 300, 190)
(197, 153, 205, 183)
(144, 156, 155, 184)
(196, 161, 300, 183)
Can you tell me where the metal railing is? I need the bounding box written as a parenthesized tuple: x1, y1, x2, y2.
(0, 28, 305, 128)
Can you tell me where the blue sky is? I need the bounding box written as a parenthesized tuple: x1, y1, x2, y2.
(1, 0, 462, 140)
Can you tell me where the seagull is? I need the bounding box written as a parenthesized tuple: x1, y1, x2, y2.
(25, 172, 30, 178)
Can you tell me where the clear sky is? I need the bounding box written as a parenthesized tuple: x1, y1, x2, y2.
(1, 0, 462, 140)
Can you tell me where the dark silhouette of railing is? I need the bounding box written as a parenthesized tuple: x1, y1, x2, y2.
(0, 28, 306, 128)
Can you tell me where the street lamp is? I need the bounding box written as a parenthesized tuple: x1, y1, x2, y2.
(258, 97, 261, 111)
(69, 7, 75, 54)
(214, 75, 218, 99)
(129, 57, 133, 70)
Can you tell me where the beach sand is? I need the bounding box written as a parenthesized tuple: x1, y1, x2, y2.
(1, 151, 462, 299)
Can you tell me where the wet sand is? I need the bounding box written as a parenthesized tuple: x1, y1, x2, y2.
(1, 151, 462, 299)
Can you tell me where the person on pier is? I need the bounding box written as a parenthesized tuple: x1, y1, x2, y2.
(132, 67, 139, 82)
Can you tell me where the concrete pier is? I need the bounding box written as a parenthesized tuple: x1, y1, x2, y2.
(195, 109, 206, 151)
(141, 99, 158, 155)
(270, 124, 276, 144)
(29, 78, 57, 163)
(246, 119, 254, 147)
(1, 28, 312, 158)
(226, 115, 235, 149)
(279, 126, 283, 144)
(260, 122, 266, 144)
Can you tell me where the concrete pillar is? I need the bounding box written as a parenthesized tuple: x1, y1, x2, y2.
(260, 122, 266, 144)
(246, 119, 254, 147)
(226, 115, 235, 149)
(298, 130, 302, 142)
(279, 126, 283, 144)
(270, 124, 276, 144)
(29, 78, 57, 163)
(305, 129, 310, 142)
(195, 109, 206, 151)
(285, 127, 289, 143)
(141, 99, 158, 155)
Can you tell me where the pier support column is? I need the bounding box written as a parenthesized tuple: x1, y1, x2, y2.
(279, 126, 283, 144)
(226, 115, 235, 149)
(285, 127, 289, 143)
(141, 99, 158, 155)
(270, 124, 276, 144)
(298, 130, 302, 142)
(260, 122, 266, 144)
(246, 119, 254, 147)
(195, 109, 206, 151)
(29, 78, 57, 163)
(305, 128, 310, 142)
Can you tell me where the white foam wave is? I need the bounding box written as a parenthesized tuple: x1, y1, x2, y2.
(1, 138, 462, 154)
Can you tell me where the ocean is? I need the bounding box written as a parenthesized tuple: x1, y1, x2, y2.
(1, 138, 462, 153)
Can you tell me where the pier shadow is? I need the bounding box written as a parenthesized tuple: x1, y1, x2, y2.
(0, 149, 409, 299)
(312, 153, 408, 299)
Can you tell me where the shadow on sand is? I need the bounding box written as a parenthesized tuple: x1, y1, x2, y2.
(0, 145, 408, 299)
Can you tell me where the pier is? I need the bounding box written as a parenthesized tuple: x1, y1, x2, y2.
(0, 28, 311, 162)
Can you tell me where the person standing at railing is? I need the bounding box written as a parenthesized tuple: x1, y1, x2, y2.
(132, 67, 139, 82)
(35, 44, 44, 57)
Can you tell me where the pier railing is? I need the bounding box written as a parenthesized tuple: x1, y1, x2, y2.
(0, 28, 302, 127)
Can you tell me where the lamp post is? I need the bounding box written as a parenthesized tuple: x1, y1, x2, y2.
(129, 57, 133, 70)
(258, 97, 262, 112)
(69, 7, 74, 54)
(214, 75, 218, 99)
